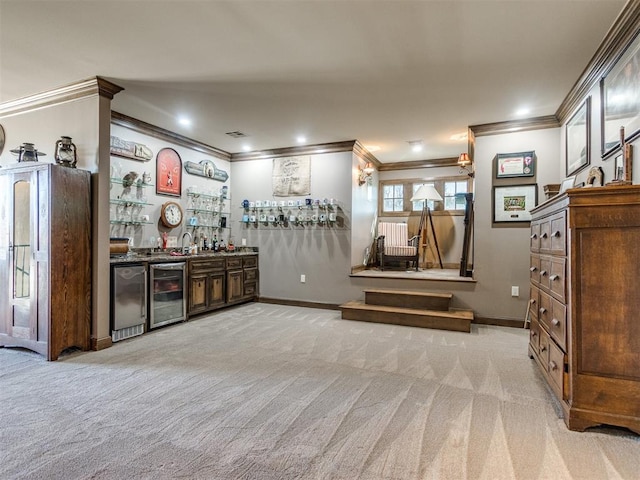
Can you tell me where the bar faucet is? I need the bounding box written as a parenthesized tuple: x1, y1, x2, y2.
(181, 231, 193, 255)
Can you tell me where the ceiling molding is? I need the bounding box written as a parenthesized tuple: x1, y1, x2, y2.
(377, 157, 459, 171)
(111, 111, 231, 160)
(556, 1, 640, 123)
(229, 140, 359, 162)
(352, 140, 382, 168)
(469, 115, 560, 137)
(0, 76, 123, 118)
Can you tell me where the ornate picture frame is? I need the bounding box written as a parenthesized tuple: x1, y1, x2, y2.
(601, 32, 640, 159)
(156, 148, 182, 197)
(566, 96, 591, 176)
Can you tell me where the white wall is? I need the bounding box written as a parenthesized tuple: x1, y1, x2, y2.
(231, 151, 363, 304)
(109, 123, 232, 249)
(473, 128, 561, 319)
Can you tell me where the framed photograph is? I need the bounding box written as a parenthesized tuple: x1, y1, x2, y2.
(156, 148, 182, 197)
(493, 184, 537, 223)
(601, 33, 640, 158)
(566, 97, 591, 176)
(560, 175, 576, 193)
(495, 151, 535, 178)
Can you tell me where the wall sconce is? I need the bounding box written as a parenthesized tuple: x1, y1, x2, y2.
(458, 153, 474, 177)
(358, 161, 375, 186)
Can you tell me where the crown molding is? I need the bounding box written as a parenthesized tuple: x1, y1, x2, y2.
(230, 139, 361, 162)
(469, 115, 560, 137)
(377, 157, 459, 171)
(0, 76, 123, 117)
(111, 111, 231, 160)
(556, 0, 640, 123)
(352, 140, 382, 168)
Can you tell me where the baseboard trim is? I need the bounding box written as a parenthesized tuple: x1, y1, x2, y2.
(91, 336, 113, 351)
(259, 297, 341, 311)
(473, 316, 523, 329)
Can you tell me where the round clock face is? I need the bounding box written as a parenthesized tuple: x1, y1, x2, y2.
(161, 201, 183, 228)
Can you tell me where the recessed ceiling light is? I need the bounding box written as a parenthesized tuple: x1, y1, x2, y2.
(408, 140, 424, 152)
(365, 145, 381, 152)
(296, 136, 307, 144)
(515, 107, 530, 116)
(178, 117, 192, 127)
(242, 145, 251, 152)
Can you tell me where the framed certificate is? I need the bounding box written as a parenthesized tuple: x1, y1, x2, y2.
(495, 151, 535, 178)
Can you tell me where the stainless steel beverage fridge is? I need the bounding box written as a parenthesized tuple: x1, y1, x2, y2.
(111, 263, 147, 342)
(149, 262, 186, 329)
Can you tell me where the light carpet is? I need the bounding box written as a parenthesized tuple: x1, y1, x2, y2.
(1, 303, 638, 480)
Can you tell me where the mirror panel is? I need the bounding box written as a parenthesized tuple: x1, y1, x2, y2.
(13, 180, 31, 299)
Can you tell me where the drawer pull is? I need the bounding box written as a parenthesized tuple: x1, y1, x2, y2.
(530, 266, 537, 272)
(549, 361, 558, 371)
(540, 270, 547, 277)
(540, 345, 547, 352)
(549, 274, 559, 281)
(530, 298, 536, 305)
(541, 232, 548, 239)
(539, 307, 547, 314)
(531, 331, 537, 337)
(530, 233, 538, 239)
(552, 318, 560, 326)
(552, 230, 561, 238)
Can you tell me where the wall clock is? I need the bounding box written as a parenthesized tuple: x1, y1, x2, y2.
(160, 201, 183, 228)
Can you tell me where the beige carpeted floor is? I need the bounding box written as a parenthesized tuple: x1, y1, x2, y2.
(1, 303, 638, 480)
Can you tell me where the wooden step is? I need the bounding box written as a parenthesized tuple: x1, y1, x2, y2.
(363, 289, 452, 311)
(340, 300, 472, 333)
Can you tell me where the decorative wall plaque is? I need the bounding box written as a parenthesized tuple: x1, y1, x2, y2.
(184, 159, 229, 182)
(110, 135, 153, 161)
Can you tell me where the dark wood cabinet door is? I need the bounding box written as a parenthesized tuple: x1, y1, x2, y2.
(226, 270, 243, 303)
(208, 272, 225, 307)
(189, 274, 207, 313)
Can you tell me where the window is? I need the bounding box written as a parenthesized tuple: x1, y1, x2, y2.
(444, 180, 468, 211)
(382, 184, 404, 212)
(378, 175, 471, 217)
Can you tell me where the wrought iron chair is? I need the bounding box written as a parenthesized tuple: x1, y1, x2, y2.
(376, 222, 419, 271)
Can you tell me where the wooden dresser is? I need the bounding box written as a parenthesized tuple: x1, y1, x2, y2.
(528, 185, 640, 434)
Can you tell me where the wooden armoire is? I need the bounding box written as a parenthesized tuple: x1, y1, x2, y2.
(0, 162, 91, 360)
(528, 184, 640, 434)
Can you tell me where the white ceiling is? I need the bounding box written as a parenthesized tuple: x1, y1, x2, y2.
(0, 0, 627, 163)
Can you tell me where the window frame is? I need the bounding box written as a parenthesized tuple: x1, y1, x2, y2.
(378, 175, 473, 217)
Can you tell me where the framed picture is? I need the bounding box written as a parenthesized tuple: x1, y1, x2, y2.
(566, 97, 591, 176)
(601, 32, 640, 158)
(613, 144, 633, 183)
(560, 175, 576, 193)
(495, 151, 535, 178)
(493, 184, 537, 223)
(156, 148, 182, 197)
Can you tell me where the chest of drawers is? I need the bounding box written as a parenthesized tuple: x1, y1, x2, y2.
(528, 185, 640, 434)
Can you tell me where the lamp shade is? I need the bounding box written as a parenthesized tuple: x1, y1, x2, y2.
(410, 184, 442, 202)
(458, 152, 471, 166)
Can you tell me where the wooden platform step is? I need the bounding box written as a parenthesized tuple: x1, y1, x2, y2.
(363, 289, 452, 311)
(340, 300, 473, 333)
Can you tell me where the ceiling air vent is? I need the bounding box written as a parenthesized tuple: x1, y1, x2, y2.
(225, 131, 249, 138)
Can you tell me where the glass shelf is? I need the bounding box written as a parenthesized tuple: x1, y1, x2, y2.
(187, 191, 229, 201)
(110, 198, 151, 207)
(110, 220, 153, 226)
(110, 177, 154, 187)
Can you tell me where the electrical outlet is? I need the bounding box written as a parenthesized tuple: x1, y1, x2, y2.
(241, 238, 247, 246)
(511, 286, 519, 297)
(300, 274, 306, 283)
